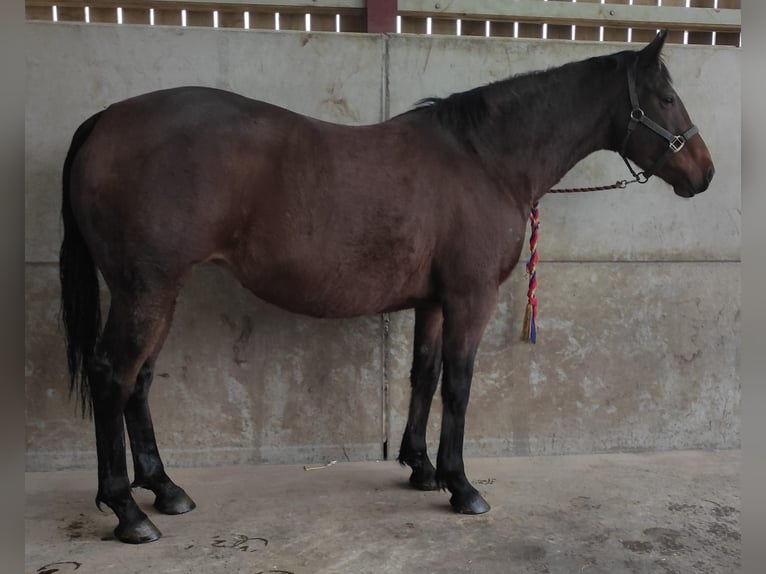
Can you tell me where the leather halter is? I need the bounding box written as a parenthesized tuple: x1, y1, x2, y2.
(619, 61, 699, 185)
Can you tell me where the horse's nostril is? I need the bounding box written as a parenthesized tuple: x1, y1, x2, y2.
(706, 166, 715, 185)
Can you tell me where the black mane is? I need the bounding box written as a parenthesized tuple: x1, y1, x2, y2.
(406, 48, 670, 153)
(412, 86, 491, 147)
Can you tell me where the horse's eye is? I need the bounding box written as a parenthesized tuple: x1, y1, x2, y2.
(662, 95, 675, 106)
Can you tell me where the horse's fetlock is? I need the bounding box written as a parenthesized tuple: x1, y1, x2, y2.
(434, 472, 449, 492)
(98, 474, 131, 500)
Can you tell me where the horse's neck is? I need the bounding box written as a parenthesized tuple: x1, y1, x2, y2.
(483, 60, 626, 202)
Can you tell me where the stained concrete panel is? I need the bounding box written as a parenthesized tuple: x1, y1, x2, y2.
(26, 22, 385, 263)
(387, 36, 740, 262)
(26, 265, 384, 470)
(387, 262, 740, 458)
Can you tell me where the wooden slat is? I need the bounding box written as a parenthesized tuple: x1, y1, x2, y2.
(687, 0, 714, 45)
(547, 0, 573, 41)
(460, 19, 486, 37)
(26, 0, 366, 26)
(573, 25, 600, 42)
(26, 5, 52, 20)
(154, 7, 182, 25)
(123, 7, 151, 24)
(26, 0, 740, 33)
(186, 8, 214, 26)
(311, 12, 336, 31)
(715, 31, 740, 47)
(574, 28, 600, 41)
(430, 17, 455, 36)
(489, 20, 515, 38)
(400, 15, 426, 34)
(630, 0, 659, 44)
(34, 1, 366, 9)
(339, 13, 365, 32)
(546, 23, 572, 40)
(574, 0, 602, 42)
(398, 0, 740, 33)
(658, 0, 686, 44)
(218, 9, 245, 28)
(546, 24, 573, 41)
(603, 0, 628, 43)
(56, 6, 85, 22)
(151, 0, 363, 8)
(24, 0, 740, 45)
(518, 22, 543, 39)
(249, 10, 276, 29)
(89, 6, 118, 23)
(278, 12, 305, 30)
(716, 0, 741, 45)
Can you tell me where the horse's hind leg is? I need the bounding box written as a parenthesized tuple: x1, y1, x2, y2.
(125, 326, 196, 515)
(398, 303, 443, 491)
(91, 289, 178, 543)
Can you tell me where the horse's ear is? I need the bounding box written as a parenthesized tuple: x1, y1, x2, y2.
(639, 29, 668, 68)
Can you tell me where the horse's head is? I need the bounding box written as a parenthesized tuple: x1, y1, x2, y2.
(619, 30, 715, 198)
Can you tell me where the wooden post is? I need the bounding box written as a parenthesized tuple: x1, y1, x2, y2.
(367, 0, 397, 33)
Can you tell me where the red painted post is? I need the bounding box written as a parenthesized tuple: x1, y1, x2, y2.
(366, 0, 397, 33)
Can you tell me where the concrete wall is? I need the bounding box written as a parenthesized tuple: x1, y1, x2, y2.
(25, 22, 740, 471)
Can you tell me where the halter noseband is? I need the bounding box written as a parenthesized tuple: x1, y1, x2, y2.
(619, 61, 699, 184)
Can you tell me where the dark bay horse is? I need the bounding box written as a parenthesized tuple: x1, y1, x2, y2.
(59, 31, 714, 543)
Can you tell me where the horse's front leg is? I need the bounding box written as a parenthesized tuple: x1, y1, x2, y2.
(398, 303, 444, 490)
(435, 291, 497, 514)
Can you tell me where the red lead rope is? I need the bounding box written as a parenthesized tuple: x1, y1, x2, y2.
(521, 203, 540, 343)
(521, 179, 633, 344)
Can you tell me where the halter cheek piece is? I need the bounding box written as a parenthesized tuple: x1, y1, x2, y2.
(619, 62, 699, 184)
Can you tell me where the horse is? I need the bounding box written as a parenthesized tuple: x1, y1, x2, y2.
(59, 30, 714, 544)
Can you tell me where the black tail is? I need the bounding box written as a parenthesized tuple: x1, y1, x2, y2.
(59, 111, 103, 417)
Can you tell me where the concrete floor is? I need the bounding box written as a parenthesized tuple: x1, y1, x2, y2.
(25, 450, 739, 574)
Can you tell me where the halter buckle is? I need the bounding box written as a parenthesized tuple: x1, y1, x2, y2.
(630, 108, 645, 121)
(669, 135, 686, 153)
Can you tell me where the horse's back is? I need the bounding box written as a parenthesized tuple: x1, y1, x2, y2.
(67, 86, 518, 317)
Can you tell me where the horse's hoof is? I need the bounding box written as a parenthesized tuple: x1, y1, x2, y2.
(409, 471, 439, 491)
(450, 491, 491, 515)
(155, 487, 196, 515)
(114, 516, 162, 544)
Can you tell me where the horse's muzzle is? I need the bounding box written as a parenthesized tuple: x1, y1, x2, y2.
(681, 164, 714, 198)
(704, 165, 716, 189)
